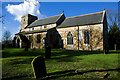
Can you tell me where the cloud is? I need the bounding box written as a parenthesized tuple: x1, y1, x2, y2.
(6, 0, 45, 22)
(3, 26, 7, 30)
(17, 26, 21, 33)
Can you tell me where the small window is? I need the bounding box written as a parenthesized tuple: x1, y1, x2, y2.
(67, 32, 73, 45)
(37, 35, 41, 44)
(24, 18, 25, 21)
(32, 27, 34, 30)
(84, 30, 89, 44)
(44, 25, 46, 28)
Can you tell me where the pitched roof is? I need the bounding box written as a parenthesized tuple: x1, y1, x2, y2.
(58, 11, 104, 28)
(27, 13, 63, 28)
(19, 27, 53, 34)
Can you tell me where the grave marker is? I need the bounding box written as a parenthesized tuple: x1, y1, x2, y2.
(31, 56, 46, 79)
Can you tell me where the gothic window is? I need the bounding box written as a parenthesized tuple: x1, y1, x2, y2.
(84, 30, 89, 44)
(37, 35, 41, 44)
(67, 32, 73, 45)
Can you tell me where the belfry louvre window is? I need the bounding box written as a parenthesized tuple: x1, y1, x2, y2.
(37, 35, 41, 43)
(84, 30, 89, 44)
(67, 32, 73, 44)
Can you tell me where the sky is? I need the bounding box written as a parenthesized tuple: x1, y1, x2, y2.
(1, 0, 119, 41)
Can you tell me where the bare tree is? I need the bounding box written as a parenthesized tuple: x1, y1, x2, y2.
(107, 9, 120, 50)
(107, 9, 118, 29)
(2, 30, 12, 48)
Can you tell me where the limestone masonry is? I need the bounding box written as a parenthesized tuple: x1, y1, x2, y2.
(14, 10, 108, 51)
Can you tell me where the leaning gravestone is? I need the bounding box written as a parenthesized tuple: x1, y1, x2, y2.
(31, 56, 46, 79)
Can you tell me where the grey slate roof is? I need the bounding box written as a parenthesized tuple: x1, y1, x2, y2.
(27, 14, 63, 28)
(20, 27, 53, 34)
(58, 11, 103, 28)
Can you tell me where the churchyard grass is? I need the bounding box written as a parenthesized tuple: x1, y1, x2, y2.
(1, 48, 120, 79)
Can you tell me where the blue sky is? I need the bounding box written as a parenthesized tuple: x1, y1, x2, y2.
(1, 1, 118, 41)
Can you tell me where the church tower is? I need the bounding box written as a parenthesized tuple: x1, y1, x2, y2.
(21, 14, 38, 32)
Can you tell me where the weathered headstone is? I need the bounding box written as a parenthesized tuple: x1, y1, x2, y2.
(31, 56, 46, 79)
(45, 46, 51, 59)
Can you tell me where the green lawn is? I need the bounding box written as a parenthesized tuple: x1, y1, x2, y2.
(1, 48, 120, 80)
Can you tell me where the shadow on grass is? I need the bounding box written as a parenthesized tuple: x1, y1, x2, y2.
(52, 49, 103, 56)
(3, 48, 119, 59)
(2, 48, 45, 58)
(109, 51, 120, 54)
(2, 48, 104, 58)
(2, 68, 119, 80)
(9, 57, 33, 64)
(50, 49, 103, 62)
(42, 68, 120, 80)
(1, 75, 28, 80)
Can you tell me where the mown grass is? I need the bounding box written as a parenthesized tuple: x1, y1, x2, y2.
(1, 48, 120, 80)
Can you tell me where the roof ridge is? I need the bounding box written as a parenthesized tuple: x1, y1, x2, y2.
(101, 10, 106, 22)
(66, 11, 104, 19)
(27, 13, 63, 28)
(37, 13, 62, 21)
(55, 13, 64, 22)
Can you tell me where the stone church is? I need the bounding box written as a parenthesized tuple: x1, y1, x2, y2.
(14, 10, 108, 51)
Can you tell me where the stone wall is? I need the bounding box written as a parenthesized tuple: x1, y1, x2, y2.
(57, 26, 78, 50)
(25, 32, 47, 49)
(15, 23, 105, 51)
(57, 23, 104, 51)
(22, 23, 56, 32)
(21, 14, 37, 32)
(21, 15, 28, 30)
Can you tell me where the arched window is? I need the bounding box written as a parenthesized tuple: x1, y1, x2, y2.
(67, 32, 73, 45)
(84, 30, 89, 44)
(37, 35, 41, 44)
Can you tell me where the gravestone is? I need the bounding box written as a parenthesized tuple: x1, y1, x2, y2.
(45, 46, 51, 59)
(31, 56, 46, 79)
